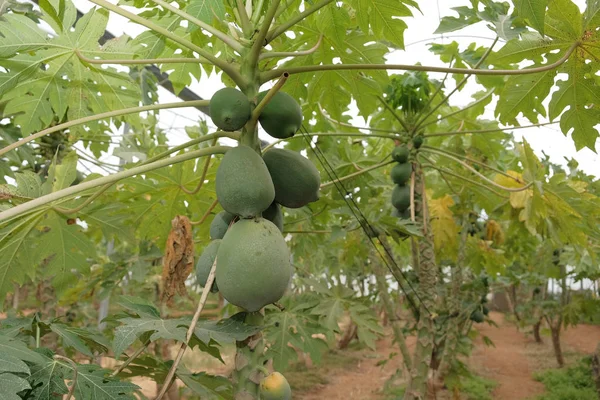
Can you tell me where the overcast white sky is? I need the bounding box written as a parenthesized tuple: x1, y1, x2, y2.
(69, 0, 599, 177)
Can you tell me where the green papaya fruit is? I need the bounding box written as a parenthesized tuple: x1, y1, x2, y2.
(470, 310, 485, 323)
(209, 87, 251, 131)
(215, 145, 275, 218)
(390, 163, 412, 186)
(209, 211, 236, 239)
(263, 202, 284, 232)
(216, 218, 292, 312)
(257, 91, 303, 139)
(391, 184, 411, 212)
(262, 148, 320, 209)
(195, 240, 220, 293)
(391, 146, 409, 163)
(260, 372, 292, 400)
(482, 305, 490, 316)
(412, 135, 424, 149)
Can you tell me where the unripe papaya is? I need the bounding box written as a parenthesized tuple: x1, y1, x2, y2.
(257, 91, 303, 139)
(216, 218, 292, 312)
(263, 202, 284, 232)
(391, 185, 410, 212)
(209, 87, 251, 131)
(391, 146, 409, 163)
(260, 372, 292, 400)
(215, 145, 275, 218)
(392, 207, 411, 219)
(195, 240, 220, 292)
(412, 135, 424, 149)
(209, 211, 235, 239)
(262, 148, 320, 209)
(482, 305, 489, 316)
(470, 310, 485, 323)
(390, 163, 412, 186)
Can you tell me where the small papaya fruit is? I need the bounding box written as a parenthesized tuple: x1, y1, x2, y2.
(482, 305, 490, 316)
(262, 202, 284, 232)
(262, 148, 320, 209)
(412, 135, 424, 149)
(257, 91, 303, 139)
(209, 210, 235, 240)
(390, 163, 412, 186)
(391, 184, 411, 212)
(215, 145, 275, 218)
(470, 310, 485, 323)
(216, 218, 292, 312)
(195, 240, 220, 292)
(391, 146, 409, 163)
(260, 372, 292, 400)
(209, 87, 251, 131)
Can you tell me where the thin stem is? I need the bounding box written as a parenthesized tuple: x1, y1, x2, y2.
(260, 42, 579, 83)
(266, 0, 335, 43)
(419, 90, 494, 129)
(377, 95, 410, 132)
(190, 198, 219, 226)
(54, 355, 77, 400)
(248, 0, 280, 70)
(273, 0, 294, 19)
(424, 121, 559, 137)
(110, 342, 149, 378)
(421, 145, 523, 183)
(320, 160, 393, 189)
(235, 0, 252, 36)
(0, 147, 231, 224)
(260, 35, 323, 60)
(155, 257, 218, 400)
(249, 72, 289, 125)
(143, 131, 238, 165)
(251, 0, 266, 23)
(418, 56, 454, 116)
(421, 162, 508, 198)
(421, 148, 533, 193)
(76, 49, 202, 65)
(263, 131, 400, 151)
(181, 139, 218, 195)
(415, 37, 500, 131)
(150, 0, 243, 52)
(89, 0, 245, 87)
(318, 105, 404, 134)
(53, 183, 113, 215)
(283, 205, 328, 226)
(0, 100, 209, 157)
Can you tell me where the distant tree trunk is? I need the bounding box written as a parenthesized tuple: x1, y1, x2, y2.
(549, 321, 564, 367)
(533, 318, 543, 344)
(338, 322, 358, 349)
(591, 342, 600, 396)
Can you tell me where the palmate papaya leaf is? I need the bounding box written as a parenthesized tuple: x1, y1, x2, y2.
(428, 194, 459, 257)
(177, 371, 232, 400)
(513, 0, 548, 34)
(0, 2, 141, 136)
(0, 373, 31, 400)
(112, 316, 187, 358)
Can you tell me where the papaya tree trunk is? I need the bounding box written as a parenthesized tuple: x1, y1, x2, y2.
(338, 322, 358, 350)
(373, 255, 412, 371)
(591, 342, 600, 396)
(404, 166, 437, 400)
(437, 216, 469, 379)
(549, 319, 565, 367)
(533, 318, 543, 344)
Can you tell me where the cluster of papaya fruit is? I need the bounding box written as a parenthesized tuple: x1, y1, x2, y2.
(196, 87, 320, 314)
(389, 145, 412, 218)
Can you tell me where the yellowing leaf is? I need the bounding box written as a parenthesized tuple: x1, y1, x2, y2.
(494, 170, 526, 188)
(510, 189, 532, 209)
(428, 195, 458, 253)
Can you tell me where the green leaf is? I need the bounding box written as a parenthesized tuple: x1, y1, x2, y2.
(177, 372, 232, 400)
(193, 315, 262, 345)
(0, 373, 31, 400)
(356, 0, 413, 48)
(316, 5, 349, 48)
(434, 6, 480, 34)
(27, 358, 69, 400)
(0, 353, 30, 374)
(545, 0, 582, 41)
(15, 171, 43, 198)
(41, 152, 78, 195)
(0, 14, 49, 57)
(116, 296, 160, 318)
(49, 324, 95, 357)
(113, 316, 187, 357)
(513, 0, 548, 34)
(71, 364, 139, 400)
(0, 335, 48, 365)
(185, 0, 225, 29)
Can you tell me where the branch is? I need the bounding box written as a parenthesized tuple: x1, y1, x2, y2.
(0, 147, 231, 224)
(260, 42, 579, 83)
(248, 0, 281, 68)
(377, 95, 410, 132)
(423, 121, 559, 138)
(320, 160, 393, 189)
(419, 90, 494, 129)
(318, 105, 403, 134)
(190, 198, 219, 225)
(263, 131, 400, 151)
(150, 0, 243, 52)
(110, 342, 149, 378)
(53, 183, 113, 215)
(421, 148, 534, 193)
(251, 0, 266, 23)
(415, 36, 500, 131)
(0, 100, 209, 158)
(89, 0, 245, 87)
(260, 35, 323, 60)
(54, 355, 77, 400)
(235, 0, 252, 36)
(76, 49, 202, 65)
(181, 138, 218, 195)
(266, 0, 335, 43)
(144, 132, 239, 164)
(155, 256, 218, 400)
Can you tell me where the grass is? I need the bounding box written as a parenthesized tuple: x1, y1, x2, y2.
(285, 349, 361, 392)
(530, 358, 598, 400)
